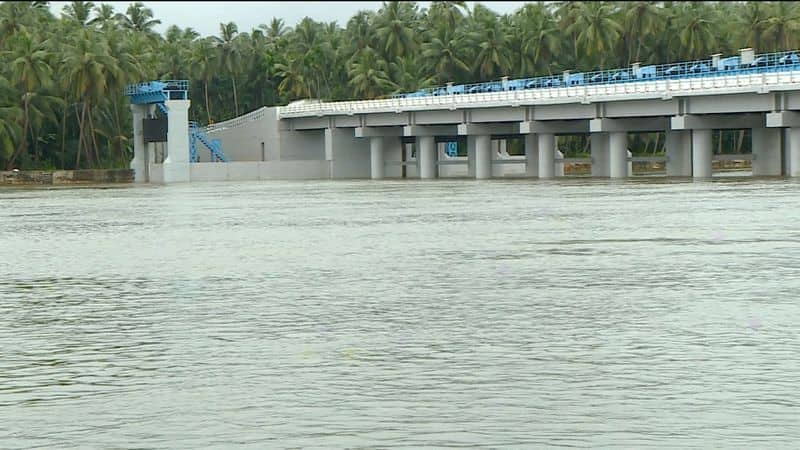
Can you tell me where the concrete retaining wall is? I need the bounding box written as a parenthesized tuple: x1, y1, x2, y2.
(1, 169, 134, 185)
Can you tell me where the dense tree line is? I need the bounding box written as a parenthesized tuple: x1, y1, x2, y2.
(1, 1, 798, 169)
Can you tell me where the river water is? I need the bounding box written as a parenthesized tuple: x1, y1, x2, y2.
(1, 178, 799, 448)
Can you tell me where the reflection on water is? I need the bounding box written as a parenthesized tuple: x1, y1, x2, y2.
(2, 178, 800, 447)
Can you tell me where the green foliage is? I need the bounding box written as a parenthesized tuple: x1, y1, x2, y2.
(0, 0, 797, 169)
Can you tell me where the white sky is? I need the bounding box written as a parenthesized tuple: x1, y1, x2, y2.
(48, 1, 530, 37)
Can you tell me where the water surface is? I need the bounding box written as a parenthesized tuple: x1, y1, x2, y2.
(1, 178, 799, 448)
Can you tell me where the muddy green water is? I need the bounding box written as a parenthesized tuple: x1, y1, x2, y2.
(1, 178, 799, 448)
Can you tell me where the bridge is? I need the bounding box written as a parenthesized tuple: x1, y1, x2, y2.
(128, 48, 800, 183)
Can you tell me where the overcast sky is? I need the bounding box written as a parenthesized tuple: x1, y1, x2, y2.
(48, 1, 530, 37)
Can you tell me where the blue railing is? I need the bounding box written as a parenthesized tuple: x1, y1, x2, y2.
(124, 80, 189, 104)
(124, 80, 188, 96)
(189, 121, 227, 162)
(392, 49, 800, 99)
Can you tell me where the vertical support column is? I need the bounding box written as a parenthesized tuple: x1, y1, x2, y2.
(752, 128, 782, 176)
(555, 150, 565, 177)
(370, 136, 384, 179)
(384, 137, 403, 178)
(475, 135, 491, 179)
(591, 132, 609, 177)
(524, 134, 538, 177)
(627, 150, 633, 177)
(162, 99, 191, 183)
(692, 129, 713, 178)
(790, 128, 800, 177)
(418, 135, 437, 179)
(466, 136, 476, 178)
(538, 133, 555, 179)
(130, 104, 147, 183)
(666, 130, 691, 176)
(609, 131, 628, 178)
(491, 139, 504, 177)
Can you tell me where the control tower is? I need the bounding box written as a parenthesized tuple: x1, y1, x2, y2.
(124, 80, 226, 183)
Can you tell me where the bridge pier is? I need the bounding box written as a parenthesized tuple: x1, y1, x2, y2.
(418, 136, 437, 179)
(524, 134, 538, 177)
(591, 133, 609, 177)
(162, 99, 191, 183)
(765, 112, 800, 176)
(666, 130, 691, 176)
(609, 132, 628, 178)
(474, 135, 491, 179)
(538, 133, 556, 179)
(752, 128, 782, 176)
(692, 129, 713, 178)
(790, 128, 800, 177)
(370, 136, 384, 179)
(130, 104, 148, 183)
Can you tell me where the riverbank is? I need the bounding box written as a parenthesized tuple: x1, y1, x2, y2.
(563, 159, 752, 176)
(0, 169, 133, 186)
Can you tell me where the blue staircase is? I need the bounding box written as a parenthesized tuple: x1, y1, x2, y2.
(153, 101, 226, 163)
(189, 121, 227, 162)
(125, 79, 228, 163)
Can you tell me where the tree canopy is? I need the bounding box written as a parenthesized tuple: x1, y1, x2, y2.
(1, 1, 797, 170)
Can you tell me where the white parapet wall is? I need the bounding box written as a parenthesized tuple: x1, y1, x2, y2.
(146, 161, 331, 183)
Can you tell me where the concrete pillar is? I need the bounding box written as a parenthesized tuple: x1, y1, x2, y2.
(628, 150, 633, 176)
(784, 129, 792, 176)
(790, 128, 800, 177)
(466, 136, 476, 178)
(130, 104, 148, 183)
(692, 129, 713, 178)
(591, 132, 609, 177)
(666, 130, 691, 176)
(418, 135, 437, 179)
(491, 139, 504, 177)
(162, 99, 191, 183)
(752, 128, 782, 176)
(370, 136, 384, 179)
(524, 134, 538, 177)
(609, 132, 628, 178)
(555, 150, 565, 177)
(475, 135, 492, 179)
(538, 133, 555, 179)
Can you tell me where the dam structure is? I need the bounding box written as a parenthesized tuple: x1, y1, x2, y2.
(128, 48, 800, 183)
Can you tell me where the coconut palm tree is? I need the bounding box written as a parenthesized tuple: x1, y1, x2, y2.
(621, 1, 662, 64)
(374, 1, 418, 61)
(4, 30, 53, 168)
(674, 2, 716, 60)
(62, 28, 121, 167)
(470, 7, 511, 79)
(568, 1, 622, 70)
(213, 22, 241, 116)
(763, 1, 800, 51)
(348, 47, 395, 99)
(189, 38, 219, 122)
(737, 2, 769, 52)
(62, 1, 94, 26)
(514, 2, 562, 76)
(89, 3, 118, 31)
(116, 1, 161, 33)
(422, 26, 470, 83)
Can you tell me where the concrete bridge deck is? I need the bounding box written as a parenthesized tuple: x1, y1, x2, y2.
(132, 49, 800, 183)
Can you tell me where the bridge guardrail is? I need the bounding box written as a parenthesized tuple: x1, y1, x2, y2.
(277, 70, 800, 119)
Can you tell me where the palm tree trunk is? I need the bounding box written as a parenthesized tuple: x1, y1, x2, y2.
(9, 97, 30, 168)
(204, 79, 212, 122)
(232, 76, 239, 117)
(736, 130, 745, 154)
(76, 103, 86, 168)
(60, 97, 68, 169)
(652, 132, 661, 155)
(88, 104, 101, 167)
